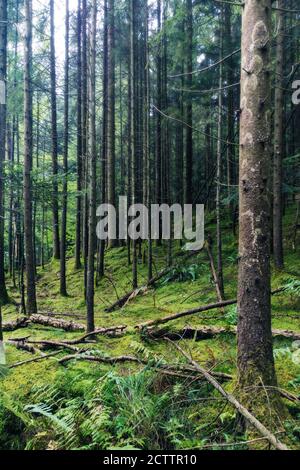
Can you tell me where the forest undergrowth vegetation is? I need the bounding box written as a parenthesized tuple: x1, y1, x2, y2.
(0, 207, 300, 450)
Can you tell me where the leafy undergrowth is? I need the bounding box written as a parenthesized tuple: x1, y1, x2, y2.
(1, 207, 300, 450)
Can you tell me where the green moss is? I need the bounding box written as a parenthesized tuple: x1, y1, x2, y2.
(0, 206, 299, 449)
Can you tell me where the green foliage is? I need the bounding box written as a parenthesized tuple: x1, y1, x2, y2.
(162, 264, 204, 284)
(281, 279, 300, 297)
(225, 306, 238, 326)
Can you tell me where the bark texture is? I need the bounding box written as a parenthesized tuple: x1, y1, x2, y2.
(238, 0, 278, 391)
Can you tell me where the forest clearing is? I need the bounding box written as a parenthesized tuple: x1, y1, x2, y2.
(0, 0, 300, 455)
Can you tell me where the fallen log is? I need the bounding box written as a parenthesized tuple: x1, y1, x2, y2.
(7, 340, 39, 354)
(29, 315, 85, 332)
(167, 339, 289, 451)
(8, 338, 82, 353)
(144, 326, 300, 342)
(2, 317, 29, 332)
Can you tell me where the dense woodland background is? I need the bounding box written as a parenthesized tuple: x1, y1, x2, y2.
(0, 0, 300, 451)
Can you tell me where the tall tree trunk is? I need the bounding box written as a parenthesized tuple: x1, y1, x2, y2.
(216, 8, 225, 300)
(155, 0, 162, 213)
(0, 0, 8, 305)
(23, 0, 37, 314)
(144, 1, 152, 282)
(185, 0, 193, 204)
(82, 0, 89, 299)
(98, 0, 108, 280)
(273, 0, 285, 269)
(75, 0, 82, 270)
(107, 0, 116, 248)
(50, 0, 60, 260)
(224, 3, 236, 228)
(60, 0, 69, 296)
(237, 0, 279, 408)
(86, 0, 97, 333)
(130, 0, 138, 289)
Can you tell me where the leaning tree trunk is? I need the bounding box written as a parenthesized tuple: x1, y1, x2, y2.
(23, 0, 37, 314)
(0, 0, 8, 305)
(49, 0, 60, 260)
(86, 0, 97, 334)
(237, 0, 280, 410)
(273, 0, 285, 269)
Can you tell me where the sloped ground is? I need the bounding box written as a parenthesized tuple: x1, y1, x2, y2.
(1, 208, 300, 450)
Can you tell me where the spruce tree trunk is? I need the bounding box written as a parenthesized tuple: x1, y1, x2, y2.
(86, 0, 97, 334)
(130, 0, 138, 289)
(185, 0, 193, 205)
(75, 0, 82, 270)
(224, 4, 236, 227)
(155, 0, 162, 212)
(237, 0, 279, 397)
(60, 0, 69, 296)
(107, 0, 117, 248)
(98, 0, 108, 280)
(216, 8, 225, 300)
(82, 0, 88, 298)
(273, 0, 285, 269)
(0, 0, 8, 305)
(23, 0, 37, 314)
(144, 1, 152, 282)
(49, 0, 60, 260)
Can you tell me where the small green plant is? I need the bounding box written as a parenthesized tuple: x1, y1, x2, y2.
(225, 306, 238, 326)
(162, 264, 203, 284)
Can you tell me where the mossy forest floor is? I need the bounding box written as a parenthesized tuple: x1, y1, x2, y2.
(1, 208, 300, 450)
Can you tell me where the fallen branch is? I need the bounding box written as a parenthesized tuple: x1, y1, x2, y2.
(167, 339, 289, 451)
(38, 311, 86, 320)
(105, 250, 203, 313)
(136, 287, 292, 330)
(206, 244, 225, 306)
(136, 299, 236, 329)
(59, 354, 142, 365)
(105, 269, 169, 312)
(62, 325, 127, 345)
(9, 351, 62, 369)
